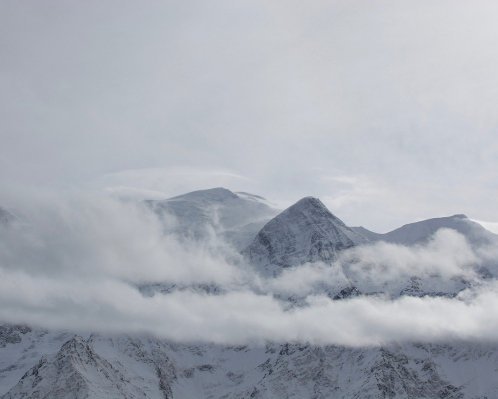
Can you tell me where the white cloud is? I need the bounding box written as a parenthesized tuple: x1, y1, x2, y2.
(0, 192, 244, 286)
(0, 191, 497, 346)
(341, 228, 479, 282)
(2, 265, 498, 346)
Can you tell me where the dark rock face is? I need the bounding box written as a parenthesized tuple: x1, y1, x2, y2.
(0, 325, 31, 348)
(333, 286, 362, 300)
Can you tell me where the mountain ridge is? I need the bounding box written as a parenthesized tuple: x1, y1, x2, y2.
(352, 213, 497, 246)
(2, 188, 498, 398)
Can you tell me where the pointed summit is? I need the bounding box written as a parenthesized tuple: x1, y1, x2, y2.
(292, 196, 324, 207)
(244, 197, 366, 275)
(280, 197, 348, 227)
(288, 196, 328, 212)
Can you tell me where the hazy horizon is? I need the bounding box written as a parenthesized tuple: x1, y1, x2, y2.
(2, 1, 498, 232)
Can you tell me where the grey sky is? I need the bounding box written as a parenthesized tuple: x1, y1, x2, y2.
(1, 0, 498, 231)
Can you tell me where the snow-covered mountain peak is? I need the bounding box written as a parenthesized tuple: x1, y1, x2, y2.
(244, 197, 366, 275)
(146, 188, 279, 249)
(382, 213, 496, 246)
(2, 335, 152, 399)
(3, 190, 498, 398)
(168, 187, 238, 203)
(287, 196, 325, 211)
(280, 196, 347, 227)
(352, 213, 496, 248)
(449, 213, 468, 219)
(288, 196, 324, 210)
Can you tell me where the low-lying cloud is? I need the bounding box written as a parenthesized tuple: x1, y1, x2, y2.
(0, 193, 244, 286)
(0, 191, 497, 346)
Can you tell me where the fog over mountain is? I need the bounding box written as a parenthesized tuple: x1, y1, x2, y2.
(0, 187, 497, 345)
(3, 1, 498, 397)
(1, 187, 498, 397)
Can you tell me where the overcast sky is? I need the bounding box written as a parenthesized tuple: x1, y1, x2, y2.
(2, 0, 498, 232)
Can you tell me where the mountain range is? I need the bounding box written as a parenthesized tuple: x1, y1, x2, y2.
(1, 187, 497, 398)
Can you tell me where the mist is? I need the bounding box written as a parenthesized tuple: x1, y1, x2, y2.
(0, 190, 497, 346)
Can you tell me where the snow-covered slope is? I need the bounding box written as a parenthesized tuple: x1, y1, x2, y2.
(353, 214, 497, 247)
(4, 331, 498, 398)
(146, 187, 279, 249)
(2, 336, 154, 399)
(348, 215, 498, 297)
(244, 197, 367, 275)
(0, 327, 80, 395)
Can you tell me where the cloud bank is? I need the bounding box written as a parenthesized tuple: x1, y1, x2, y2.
(0, 192, 497, 346)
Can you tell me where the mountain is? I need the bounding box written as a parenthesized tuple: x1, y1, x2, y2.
(4, 330, 498, 398)
(2, 336, 155, 399)
(146, 188, 279, 249)
(3, 190, 498, 398)
(352, 214, 497, 247)
(244, 197, 367, 275)
(350, 225, 383, 241)
(383, 214, 497, 246)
